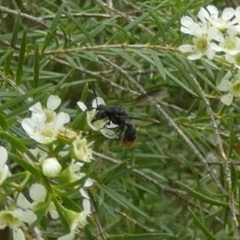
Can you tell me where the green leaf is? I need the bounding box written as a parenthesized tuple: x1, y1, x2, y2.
(81, 83, 90, 102)
(148, 10, 165, 43)
(98, 184, 148, 218)
(133, 49, 155, 65)
(4, 49, 13, 75)
(110, 49, 140, 69)
(64, 11, 93, 45)
(41, 3, 66, 52)
(33, 42, 40, 88)
(188, 207, 218, 240)
(0, 132, 26, 152)
(0, 84, 53, 113)
(0, 49, 14, 66)
(10, 153, 40, 175)
(108, 233, 174, 239)
(148, 49, 166, 80)
(0, 114, 8, 131)
(10, 12, 21, 48)
(99, 162, 131, 183)
(177, 181, 228, 207)
(231, 162, 238, 192)
(16, 31, 27, 85)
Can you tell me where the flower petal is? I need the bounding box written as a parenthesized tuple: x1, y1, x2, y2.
(49, 208, 59, 220)
(13, 228, 25, 240)
(53, 112, 70, 130)
(198, 7, 210, 23)
(29, 183, 47, 202)
(29, 102, 43, 113)
(47, 95, 61, 111)
(21, 118, 38, 135)
(84, 178, 94, 187)
(180, 16, 195, 34)
(179, 44, 194, 53)
(0, 165, 9, 185)
(80, 188, 89, 199)
(83, 198, 91, 213)
(210, 42, 222, 52)
(77, 101, 87, 112)
(188, 53, 202, 60)
(222, 7, 235, 21)
(220, 93, 234, 106)
(217, 79, 232, 91)
(207, 5, 218, 19)
(0, 146, 8, 165)
(57, 232, 75, 240)
(13, 208, 37, 225)
(92, 97, 105, 108)
(17, 193, 32, 209)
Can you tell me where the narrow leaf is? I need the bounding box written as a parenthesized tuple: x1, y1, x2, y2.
(188, 207, 218, 240)
(41, 3, 66, 52)
(110, 49, 140, 69)
(0, 114, 8, 131)
(33, 42, 40, 88)
(16, 31, 27, 85)
(0, 132, 26, 152)
(178, 181, 228, 207)
(99, 184, 148, 218)
(10, 12, 21, 48)
(64, 11, 93, 45)
(148, 49, 166, 80)
(9, 153, 39, 176)
(231, 162, 238, 192)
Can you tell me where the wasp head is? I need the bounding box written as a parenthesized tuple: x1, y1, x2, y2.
(93, 104, 108, 121)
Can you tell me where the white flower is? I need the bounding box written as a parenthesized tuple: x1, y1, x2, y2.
(198, 5, 236, 30)
(179, 16, 224, 60)
(57, 200, 91, 240)
(29, 184, 59, 219)
(21, 95, 70, 144)
(17, 186, 59, 220)
(211, 26, 240, 54)
(22, 112, 70, 144)
(64, 160, 94, 199)
(77, 97, 109, 131)
(0, 208, 37, 240)
(72, 136, 93, 162)
(77, 97, 119, 140)
(217, 71, 240, 105)
(0, 146, 10, 185)
(42, 157, 62, 177)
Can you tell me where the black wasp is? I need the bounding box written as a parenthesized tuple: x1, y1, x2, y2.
(92, 103, 137, 148)
(88, 85, 136, 148)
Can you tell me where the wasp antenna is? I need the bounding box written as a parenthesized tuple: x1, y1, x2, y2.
(89, 83, 99, 107)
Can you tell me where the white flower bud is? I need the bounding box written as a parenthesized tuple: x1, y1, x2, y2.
(42, 158, 62, 177)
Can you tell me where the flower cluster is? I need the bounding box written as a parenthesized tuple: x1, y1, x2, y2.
(179, 5, 239, 61)
(179, 5, 240, 105)
(0, 95, 96, 240)
(0, 147, 37, 240)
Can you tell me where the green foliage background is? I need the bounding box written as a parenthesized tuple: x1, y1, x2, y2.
(0, 0, 240, 239)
